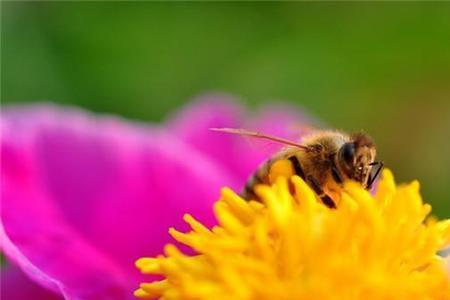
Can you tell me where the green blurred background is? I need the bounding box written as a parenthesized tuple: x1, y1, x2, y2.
(2, 2, 450, 217)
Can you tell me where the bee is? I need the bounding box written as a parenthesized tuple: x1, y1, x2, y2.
(211, 128, 383, 208)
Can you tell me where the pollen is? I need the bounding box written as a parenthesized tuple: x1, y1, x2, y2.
(135, 169, 450, 300)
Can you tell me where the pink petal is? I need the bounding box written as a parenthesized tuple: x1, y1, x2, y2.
(168, 94, 316, 187)
(1, 264, 63, 300)
(1, 104, 238, 299)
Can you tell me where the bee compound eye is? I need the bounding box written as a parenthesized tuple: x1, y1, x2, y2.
(342, 143, 355, 163)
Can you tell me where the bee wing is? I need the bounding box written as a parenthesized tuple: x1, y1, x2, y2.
(209, 128, 310, 151)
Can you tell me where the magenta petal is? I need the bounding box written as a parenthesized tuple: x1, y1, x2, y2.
(167, 94, 244, 187)
(1, 264, 63, 300)
(1, 105, 238, 299)
(168, 95, 315, 186)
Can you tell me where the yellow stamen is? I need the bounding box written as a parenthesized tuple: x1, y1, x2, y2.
(135, 169, 450, 299)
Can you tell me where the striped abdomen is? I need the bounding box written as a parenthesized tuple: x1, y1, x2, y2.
(241, 159, 272, 200)
(240, 154, 336, 209)
(241, 151, 305, 200)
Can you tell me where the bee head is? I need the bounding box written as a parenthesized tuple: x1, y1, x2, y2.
(338, 133, 376, 186)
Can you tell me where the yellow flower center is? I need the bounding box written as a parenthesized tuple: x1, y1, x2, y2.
(135, 169, 450, 300)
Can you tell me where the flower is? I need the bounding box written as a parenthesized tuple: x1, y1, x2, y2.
(135, 170, 450, 300)
(0, 94, 309, 300)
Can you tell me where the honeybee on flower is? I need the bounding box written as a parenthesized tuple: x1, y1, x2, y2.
(212, 128, 383, 208)
(135, 121, 450, 300)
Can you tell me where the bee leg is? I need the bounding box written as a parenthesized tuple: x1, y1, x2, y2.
(366, 161, 384, 189)
(331, 165, 343, 185)
(288, 156, 306, 180)
(306, 175, 337, 209)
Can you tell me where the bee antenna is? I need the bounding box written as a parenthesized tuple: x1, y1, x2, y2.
(209, 127, 310, 151)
